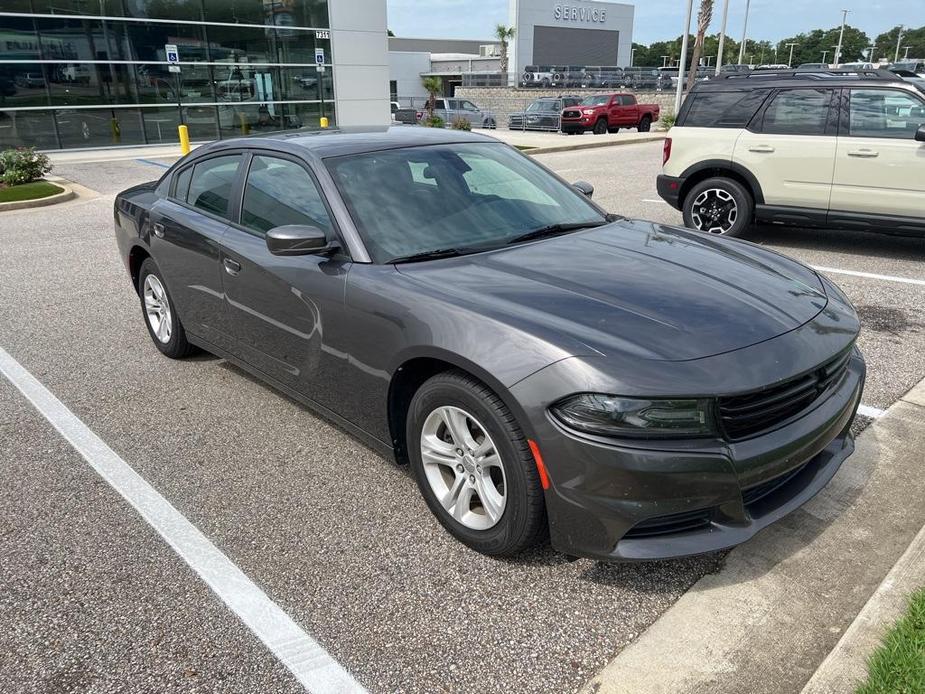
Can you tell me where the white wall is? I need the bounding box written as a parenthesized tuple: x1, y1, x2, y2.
(509, 0, 634, 74)
(329, 0, 390, 126)
(388, 51, 431, 101)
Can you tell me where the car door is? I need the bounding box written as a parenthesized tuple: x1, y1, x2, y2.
(218, 151, 351, 408)
(829, 87, 925, 225)
(460, 100, 485, 126)
(147, 153, 243, 350)
(733, 87, 838, 216)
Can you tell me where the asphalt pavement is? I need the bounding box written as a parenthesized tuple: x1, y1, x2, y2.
(1, 144, 923, 693)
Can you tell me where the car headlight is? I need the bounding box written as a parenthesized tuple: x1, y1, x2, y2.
(582, 109, 596, 115)
(551, 394, 715, 438)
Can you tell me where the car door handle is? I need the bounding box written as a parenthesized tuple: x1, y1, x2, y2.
(223, 258, 242, 276)
(848, 149, 879, 158)
(152, 222, 165, 238)
(748, 145, 775, 153)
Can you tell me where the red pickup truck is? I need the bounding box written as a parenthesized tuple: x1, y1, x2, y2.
(560, 93, 660, 135)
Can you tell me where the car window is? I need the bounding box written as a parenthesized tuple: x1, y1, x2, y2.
(241, 155, 332, 235)
(848, 89, 925, 139)
(683, 90, 769, 127)
(581, 95, 611, 106)
(173, 166, 192, 201)
(326, 143, 605, 264)
(462, 101, 479, 111)
(186, 155, 242, 218)
(761, 89, 832, 135)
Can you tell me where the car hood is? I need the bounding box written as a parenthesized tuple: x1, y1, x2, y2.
(395, 220, 828, 362)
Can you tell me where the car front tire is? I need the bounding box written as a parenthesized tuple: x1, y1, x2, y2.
(138, 258, 196, 359)
(682, 177, 754, 237)
(593, 118, 608, 135)
(407, 370, 547, 556)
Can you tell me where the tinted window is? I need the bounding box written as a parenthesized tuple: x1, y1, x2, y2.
(762, 89, 832, 135)
(849, 89, 925, 139)
(173, 166, 192, 201)
(186, 155, 242, 218)
(241, 156, 332, 235)
(683, 90, 769, 127)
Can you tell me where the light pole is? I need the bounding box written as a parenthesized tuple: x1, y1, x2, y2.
(737, 0, 752, 65)
(674, 0, 694, 115)
(786, 42, 798, 67)
(866, 45, 876, 64)
(630, 47, 636, 66)
(894, 26, 904, 62)
(662, 55, 671, 67)
(715, 0, 731, 75)
(832, 45, 841, 66)
(904, 46, 911, 60)
(834, 8, 849, 66)
(822, 50, 829, 64)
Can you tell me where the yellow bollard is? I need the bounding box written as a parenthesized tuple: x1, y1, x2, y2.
(178, 124, 190, 155)
(320, 116, 329, 129)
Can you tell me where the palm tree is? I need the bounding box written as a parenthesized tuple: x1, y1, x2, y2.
(421, 76, 442, 124)
(495, 24, 516, 75)
(687, 0, 714, 91)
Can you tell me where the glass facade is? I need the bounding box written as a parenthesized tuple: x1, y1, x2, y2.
(0, 1, 334, 149)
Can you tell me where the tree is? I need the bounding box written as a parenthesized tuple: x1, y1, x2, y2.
(495, 24, 516, 74)
(421, 76, 442, 124)
(875, 25, 925, 62)
(687, 0, 714, 90)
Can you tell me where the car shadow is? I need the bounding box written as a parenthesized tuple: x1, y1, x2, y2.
(751, 224, 925, 261)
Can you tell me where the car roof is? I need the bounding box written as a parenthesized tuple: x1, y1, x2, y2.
(696, 68, 915, 92)
(191, 125, 500, 159)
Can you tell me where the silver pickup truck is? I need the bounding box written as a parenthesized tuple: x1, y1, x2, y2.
(393, 98, 497, 128)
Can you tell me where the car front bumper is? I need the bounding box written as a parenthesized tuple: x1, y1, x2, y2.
(656, 174, 685, 209)
(511, 350, 865, 561)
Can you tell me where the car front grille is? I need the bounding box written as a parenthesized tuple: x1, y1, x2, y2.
(623, 508, 713, 539)
(718, 349, 853, 440)
(741, 460, 812, 507)
(562, 109, 581, 118)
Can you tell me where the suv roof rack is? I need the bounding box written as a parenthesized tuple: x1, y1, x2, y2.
(714, 68, 900, 81)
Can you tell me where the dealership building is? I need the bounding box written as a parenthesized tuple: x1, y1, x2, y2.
(0, 0, 389, 150)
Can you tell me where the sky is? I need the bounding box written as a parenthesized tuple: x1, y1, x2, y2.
(386, 0, 919, 45)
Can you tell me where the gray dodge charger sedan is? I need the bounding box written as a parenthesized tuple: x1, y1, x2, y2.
(114, 126, 865, 561)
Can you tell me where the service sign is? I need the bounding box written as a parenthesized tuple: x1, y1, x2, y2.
(164, 43, 179, 63)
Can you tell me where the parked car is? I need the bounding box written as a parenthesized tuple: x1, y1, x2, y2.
(796, 63, 830, 70)
(889, 68, 925, 94)
(392, 103, 419, 125)
(508, 96, 581, 130)
(423, 98, 496, 128)
(891, 61, 925, 78)
(581, 66, 624, 88)
(520, 65, 555, 88)
(720, 64, 753, 74)
(658, 69, 925, 237)
(560, 93, 660, 134)
(14, 72, 46, 88)
(113, 126, 864, 560)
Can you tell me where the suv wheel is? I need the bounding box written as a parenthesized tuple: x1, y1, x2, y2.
(592, 118, 608, 135)
(682, 177, 754, 237)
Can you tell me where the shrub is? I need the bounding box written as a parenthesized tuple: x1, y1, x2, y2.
(450, 116, 471, 131)
(422, 116, 445, 128)
(659, 112, 677, 130)
(0, 147, 52, 186)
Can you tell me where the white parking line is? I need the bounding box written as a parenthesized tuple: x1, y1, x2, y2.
(857, 404, 887, 419)
(0, 346, 366, 694)
(811, 266, 925, 287)
(641, 198, 669, 204)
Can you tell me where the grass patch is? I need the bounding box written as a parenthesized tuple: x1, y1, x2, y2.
(514, 145, 537, 151)
(0, 180, 63, 203)
(857, 587, 925, 694)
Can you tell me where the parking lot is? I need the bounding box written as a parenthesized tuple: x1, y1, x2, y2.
(2, 140, 923, 693)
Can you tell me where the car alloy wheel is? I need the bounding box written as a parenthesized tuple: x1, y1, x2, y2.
(419, 405, 507, 530)
(143, 274, 172, 343)
(691, 188, 738, 234)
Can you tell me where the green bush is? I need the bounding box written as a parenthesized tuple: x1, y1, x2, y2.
(422, 116, 445, 128)
(659, 112, 677, 130)
(450, 116, 471, 131)
(0, 147, 52, 186)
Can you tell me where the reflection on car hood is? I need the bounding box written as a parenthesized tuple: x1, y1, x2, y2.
(396, 220, 829, 362)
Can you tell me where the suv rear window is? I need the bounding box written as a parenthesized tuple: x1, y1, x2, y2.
(681, 90, 769, 127)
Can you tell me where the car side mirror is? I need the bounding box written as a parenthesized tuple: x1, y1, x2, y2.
(266, 225, 335, 256)
(916, 125, 925, 143)
(572, 180, 594, 198)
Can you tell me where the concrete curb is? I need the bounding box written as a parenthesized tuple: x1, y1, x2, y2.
(524, 133, 666, 155)
(580, 376, 925, 694)
(0, 182, 74, 212)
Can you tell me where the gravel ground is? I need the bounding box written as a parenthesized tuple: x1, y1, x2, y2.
(1, 144, 921, 693)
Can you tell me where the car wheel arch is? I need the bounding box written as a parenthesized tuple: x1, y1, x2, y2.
(386, 353, 528, 465)
(679, 161, 764, 210)
(129, 245, 151, 293)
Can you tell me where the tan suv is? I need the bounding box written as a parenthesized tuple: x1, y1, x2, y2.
(657, 69, 925, 236)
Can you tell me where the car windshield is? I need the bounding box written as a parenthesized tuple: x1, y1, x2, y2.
(580, 95, 610, 106)
(526, 100, 557, 112)
(326, 143, 606, 263)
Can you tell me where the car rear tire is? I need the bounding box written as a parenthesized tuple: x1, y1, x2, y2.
(484, 117, 496, 129)
(138, 258, 196, 359)
(407, 370, 547, 557)
(593, 118, 608, 135)
(638, 115, 652, 132)
(682, 177, 754, 237)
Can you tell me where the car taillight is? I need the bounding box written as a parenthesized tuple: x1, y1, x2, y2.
(662, 138, 672, 166)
